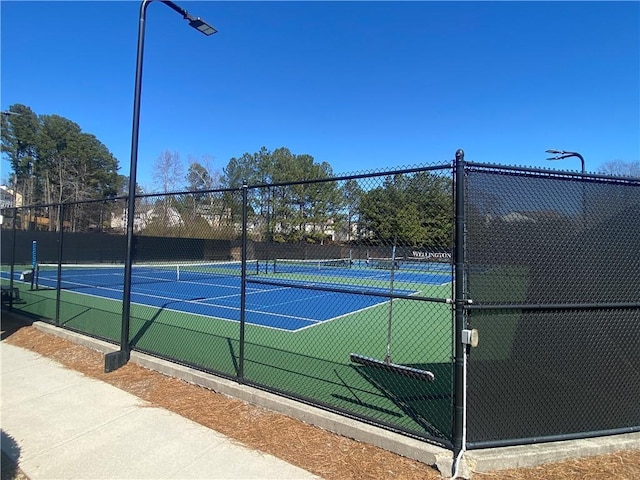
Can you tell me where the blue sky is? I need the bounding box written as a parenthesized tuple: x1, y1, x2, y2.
(1, 1, 639, 191)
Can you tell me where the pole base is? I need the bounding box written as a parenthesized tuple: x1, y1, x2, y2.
(104, 350, 130, 373)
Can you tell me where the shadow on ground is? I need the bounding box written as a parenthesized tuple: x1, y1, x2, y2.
(0, 309, 33, 341)
(1, 430, 24, 480)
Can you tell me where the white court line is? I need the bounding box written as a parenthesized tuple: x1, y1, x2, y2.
(42, 273, 303, 312)
(63, 272, 245, 291)
(45, 278, 323, 325)
(106, 281, 323, 323)
(294, 300, 392, 333)
(34, 273, 405, 332)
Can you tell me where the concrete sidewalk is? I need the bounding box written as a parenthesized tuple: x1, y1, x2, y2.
(0, 342, 321, 479)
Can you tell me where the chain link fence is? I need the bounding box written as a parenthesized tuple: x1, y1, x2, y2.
(465, 164, 640, 447)
(1, 162, 456, 448)
(1, 158, 638, 451)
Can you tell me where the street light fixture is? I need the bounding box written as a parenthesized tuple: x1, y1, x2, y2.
(187, 17, 217, 35)
(105, 0, 217, 373)
(161, 0, 218, 35)
(546, 149, 585, 174)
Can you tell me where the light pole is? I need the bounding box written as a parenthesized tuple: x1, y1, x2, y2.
(545, 149, 585, 174)
(546, 149, 587, 229)
(105, 0, 217, 373)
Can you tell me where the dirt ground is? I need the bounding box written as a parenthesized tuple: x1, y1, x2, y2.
(1, 314, 638, 480)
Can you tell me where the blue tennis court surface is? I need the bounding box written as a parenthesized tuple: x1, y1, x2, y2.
(6, 262, 451, 331)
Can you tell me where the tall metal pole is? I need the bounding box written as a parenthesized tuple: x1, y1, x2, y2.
(238, 182, 249, 380)
(104, 0, 216, 373)
(577, 154, 585, 175)
(9, 208, 17, 308)
(452, 149, 467, 468)
(55, 203, 65, 326)
(105, 0, 152, 373)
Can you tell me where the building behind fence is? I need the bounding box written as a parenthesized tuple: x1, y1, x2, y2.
(1, 156, 639, 455)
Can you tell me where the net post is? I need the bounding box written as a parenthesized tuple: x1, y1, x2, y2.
(385, 241, 397, 364)
(28, 240, 37, 291)
(32, 240, 37, 270)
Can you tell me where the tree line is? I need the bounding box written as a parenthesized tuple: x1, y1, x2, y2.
(0, 104, 453, 247)
(1, 104, 122, 207)
(149, 146, 453, 247)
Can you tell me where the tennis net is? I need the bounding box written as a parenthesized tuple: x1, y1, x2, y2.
(36, 260, 260, 289)
(367, 257, 452, 272)
(273, 258, 352, 274)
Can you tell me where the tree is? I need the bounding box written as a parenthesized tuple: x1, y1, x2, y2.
(2, 105, 121, 208)
(37, 115, 73, 204)
(180, 159, 221, 236)
(222, 148, 273, 222)
(185, 161, 214, 214)
(219, 147, 345, 242)
(598, 160, 640, 177)
(152, 150, 184, 193)
(36, 116, 121, 230)
(147, 150, 185, 234)
(1, 104, 122, 231)
(221, 147, 276, 239)
(186, 161, 215, 191)
(343, 179, 363, 241)
(1, 104, 40, 205)
(65, 132, 121, 231)
(358, 171, 453, 248)
(267, 148, 343, 243)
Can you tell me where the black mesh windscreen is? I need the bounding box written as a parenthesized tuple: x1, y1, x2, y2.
(465, 167, 640, 446)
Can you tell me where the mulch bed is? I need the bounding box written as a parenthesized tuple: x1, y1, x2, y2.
(2, 314, 638, 480)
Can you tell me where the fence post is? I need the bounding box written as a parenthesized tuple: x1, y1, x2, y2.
(453, 148, 468, 470)
(55, 203, 64, 326)
(9, 208, 17, 308)
(238, 181, 248, 381)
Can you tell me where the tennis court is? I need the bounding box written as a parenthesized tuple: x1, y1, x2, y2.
(11, 259, 453, 332)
